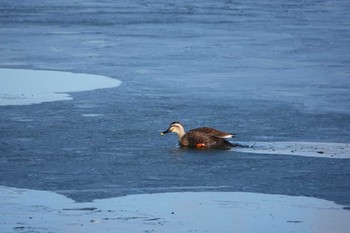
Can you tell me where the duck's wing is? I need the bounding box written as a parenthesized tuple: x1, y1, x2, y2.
(192, 127, 235, 139)
(183, 130, 234, 149)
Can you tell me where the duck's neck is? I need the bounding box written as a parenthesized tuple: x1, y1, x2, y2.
(175, 125, 186, 141)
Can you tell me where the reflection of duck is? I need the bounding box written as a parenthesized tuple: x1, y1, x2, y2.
(161, 122, 235, 150)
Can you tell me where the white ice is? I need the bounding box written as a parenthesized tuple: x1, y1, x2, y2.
(0, 68, 121, 106)
(1, 186, 349, 233)
(235, 141, 350, 159)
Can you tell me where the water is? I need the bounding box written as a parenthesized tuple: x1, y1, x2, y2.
(0, 0, 350, 207)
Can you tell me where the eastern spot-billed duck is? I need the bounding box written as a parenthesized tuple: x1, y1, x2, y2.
(161, 122, 235, 150)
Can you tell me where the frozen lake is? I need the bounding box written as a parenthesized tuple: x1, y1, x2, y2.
(2, 186, 350, 233)
(0, 0, 350, 231)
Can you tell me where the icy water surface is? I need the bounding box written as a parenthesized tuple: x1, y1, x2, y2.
(2, 186, 350, 233)
(1, 0, 350, 208)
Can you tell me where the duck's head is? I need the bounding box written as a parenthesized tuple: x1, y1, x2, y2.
(161, 122, 185, 139)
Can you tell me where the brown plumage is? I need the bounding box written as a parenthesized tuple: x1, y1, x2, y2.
(161, 122, 235, 150)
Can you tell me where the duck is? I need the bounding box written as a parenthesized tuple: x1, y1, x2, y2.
(161, 122, 235, 150)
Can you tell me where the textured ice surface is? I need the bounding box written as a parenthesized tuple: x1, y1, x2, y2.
(235, 141, 350, 159)
(1, 186, 349, 233)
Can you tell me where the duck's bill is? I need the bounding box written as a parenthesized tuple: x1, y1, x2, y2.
(160, 128, 170, 135)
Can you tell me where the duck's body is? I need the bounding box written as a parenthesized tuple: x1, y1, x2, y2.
(161, 122, 235, 150)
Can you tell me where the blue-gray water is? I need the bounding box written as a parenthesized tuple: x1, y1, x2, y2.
(0, 0, 350, 207)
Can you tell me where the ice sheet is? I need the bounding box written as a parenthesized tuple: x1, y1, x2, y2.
(235, 141, 350, 159)
(0, 68, 121, 106)
(1, 186, 349, 233)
